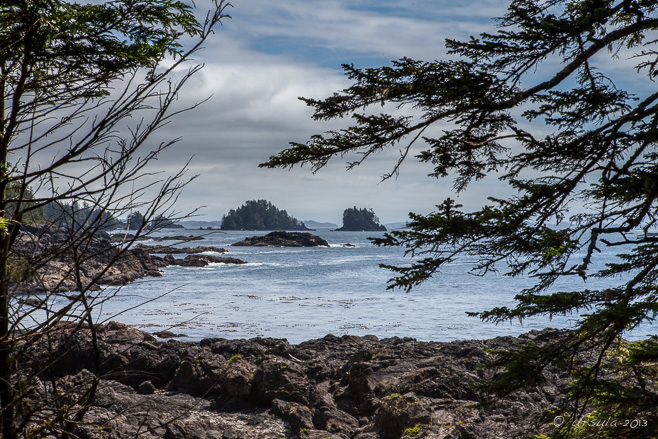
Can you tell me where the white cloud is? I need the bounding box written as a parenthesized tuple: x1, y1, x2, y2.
(84, 1, 524, 223)
(228, 0, 507, 61)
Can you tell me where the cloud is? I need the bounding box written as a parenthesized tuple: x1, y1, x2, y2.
(46, 1, 520, 223)
(144, 0, 517, 223)
(228, 0, 508, 62)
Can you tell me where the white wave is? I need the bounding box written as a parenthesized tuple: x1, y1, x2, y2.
(199, 261, 281, 269)
(317, 256, 376, 265)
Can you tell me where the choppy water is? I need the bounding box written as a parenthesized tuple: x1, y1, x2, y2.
(40, 228, 656, 343)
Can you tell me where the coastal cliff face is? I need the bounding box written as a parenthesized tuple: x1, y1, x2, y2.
(22, 323, 569, 438)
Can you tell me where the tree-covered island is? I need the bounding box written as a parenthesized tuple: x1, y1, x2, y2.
(220, 199, 309, 230)
(336, 207, 387, 231)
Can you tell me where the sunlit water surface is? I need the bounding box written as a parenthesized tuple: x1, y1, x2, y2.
(33, 229, 656, 343)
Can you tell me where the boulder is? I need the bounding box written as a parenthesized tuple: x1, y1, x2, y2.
(137, 380, 156, 395)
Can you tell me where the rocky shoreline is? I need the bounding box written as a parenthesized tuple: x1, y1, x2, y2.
(10, 226, 245, 293)
(23, 323, 568, 438)
(10, 227, 343, 294)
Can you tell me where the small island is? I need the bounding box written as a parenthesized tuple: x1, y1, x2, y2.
(220, 200, 309, 231)
(232, 230, 329, 247)
(336, 207, 387, 231)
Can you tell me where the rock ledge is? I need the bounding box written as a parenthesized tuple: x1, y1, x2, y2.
(21, 324, 571, 438)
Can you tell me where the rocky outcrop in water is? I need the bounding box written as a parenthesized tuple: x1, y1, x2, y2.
(134, 244, 228, 254)
(21, 323, 570, 438)
(164, 254, 247, 267)
(232, 231, 330, 247)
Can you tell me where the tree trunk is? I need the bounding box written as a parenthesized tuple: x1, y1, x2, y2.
(0, 234, 17, 439)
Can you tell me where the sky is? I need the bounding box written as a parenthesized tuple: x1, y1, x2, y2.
(145, 0, 515, 225)
(17, 1, 655, 225)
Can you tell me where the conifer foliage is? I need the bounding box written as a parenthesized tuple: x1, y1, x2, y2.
(337, 207, 386, 231)
(220, 199, 308, 230)
(263, 1, 658, 437)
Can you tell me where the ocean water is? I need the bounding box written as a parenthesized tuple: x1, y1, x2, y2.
(45, 228, 656, 343)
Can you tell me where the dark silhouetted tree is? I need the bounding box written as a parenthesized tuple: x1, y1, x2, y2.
(0, 0, 229, 437)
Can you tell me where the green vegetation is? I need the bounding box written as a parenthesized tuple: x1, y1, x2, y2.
(336, 207, 386, 231)
(3, 186, 44, 225)
(402, 423, 421, 437)
(263, 1, 658, 437)
(3, 190, 179, 232)
(6, 257, 33, 285)
(220, 199, 309, 231)
(44, 201, 122, 230)
(126, 211, 146, 231)
(4, 186, 122, 230)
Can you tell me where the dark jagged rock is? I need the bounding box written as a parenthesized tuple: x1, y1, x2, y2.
(137, 380, 156, 395)
(232, 230, 330, 247)
(42, 369, 288, 438)
(20, 324, 573, 438)
(134, 244, 228, 254)
(167, 254, 247, 267)
(11, 225, 168, 293)
(153, 330, 187, 338)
